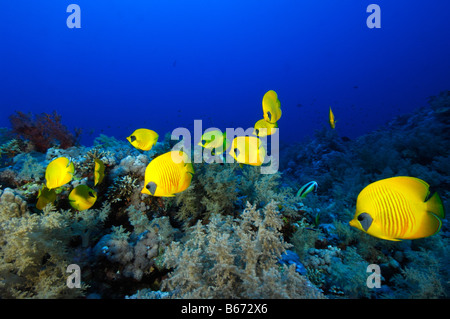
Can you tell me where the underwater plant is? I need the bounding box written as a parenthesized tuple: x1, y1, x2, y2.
(9, 111, 80, 153)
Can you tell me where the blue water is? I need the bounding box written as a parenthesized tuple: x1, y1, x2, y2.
(1, 0, 450, 146)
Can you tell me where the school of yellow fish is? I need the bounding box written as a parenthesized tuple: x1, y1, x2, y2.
(38, 156, 104, 211)
(37, 90, 445, 241)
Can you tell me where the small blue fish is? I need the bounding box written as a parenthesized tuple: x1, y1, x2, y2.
(296, 181, 318, 198)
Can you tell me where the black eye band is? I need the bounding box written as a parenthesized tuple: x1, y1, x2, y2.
(358, 212, 373, 232)
(146, 182, 157, 195)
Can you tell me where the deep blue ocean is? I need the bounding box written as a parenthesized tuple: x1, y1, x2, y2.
(1, 1, 449, 146)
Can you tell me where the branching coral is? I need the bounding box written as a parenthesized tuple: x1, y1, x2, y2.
(174, 162, 239, 226)
(94, 207, 175, 284)
(324, 246, 372, 298)
(0, 202, 110, 298)
(106, 175, 140, 204)
(174, 161, 303, 228)
(161, 201, 324, 298)
(9, 111, 80, 153)
(386, 243, 449, 298)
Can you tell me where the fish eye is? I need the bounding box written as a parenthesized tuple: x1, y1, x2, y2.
(234, 148, 240, 157)
(255, 129, 260, 136)
(88, 191, 95, 198)
(357, 212, 373, 232)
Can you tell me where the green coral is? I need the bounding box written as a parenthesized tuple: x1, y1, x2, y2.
(174, 162, 239, 225)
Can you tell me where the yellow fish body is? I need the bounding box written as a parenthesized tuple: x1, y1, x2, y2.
(262, 90, 282, 124)
(45, 157, 74, 190)
(350, 176, 445, 241)
(198, 130, 230, 156)
(253, 118, 278, 137)
(229, 136, 266, 166)
(127, 128, 159, 151)
(142, 151, 194, 197)
(94, 158, 105, 186)
(69, 185, 97, 211)
(329, 106, 336, 129)
(36, 185, 57, 210)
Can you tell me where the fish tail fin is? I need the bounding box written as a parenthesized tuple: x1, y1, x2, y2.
(185, 162, 194, 175)
(426, 192, 445, 220)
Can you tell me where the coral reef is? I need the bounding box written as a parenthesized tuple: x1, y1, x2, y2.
(0, 203, 110, 298)
(0, 187, 28, 218)
(9, 111, 80, 153)
(0, 91, 449, 299)
(161, 201, 324, 298)
(428, 90, 450, 125)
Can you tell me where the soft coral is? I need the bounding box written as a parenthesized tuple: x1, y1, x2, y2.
(9, 111, 80, 153)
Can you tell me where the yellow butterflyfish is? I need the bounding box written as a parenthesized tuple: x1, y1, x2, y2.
(127, 128, 159, 151)
(229, 136, 266, 166)
(349, 176, 445, 241)
(69, 184, 97, 211)
(45, 157, 74, 190)
(198, 130, 230, 156)
(141, 151, 194, 197)
(36, 185, 57, 210)
(329, 106, 336, 129)
(262, 90, 282, 124)
(253, 118, 278, 137)
(94, 158, 105, 186)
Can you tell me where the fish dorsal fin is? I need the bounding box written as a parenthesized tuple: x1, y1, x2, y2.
(383, 176, 430, 202)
